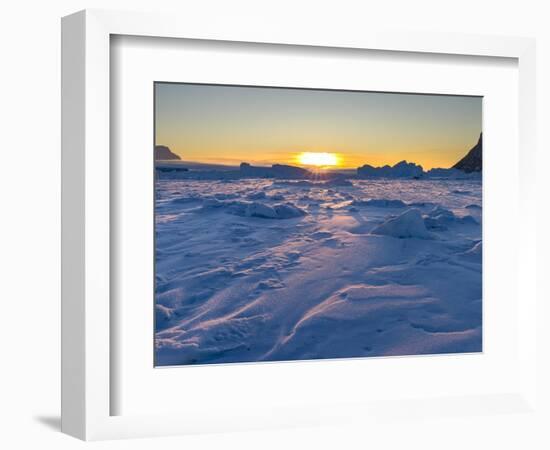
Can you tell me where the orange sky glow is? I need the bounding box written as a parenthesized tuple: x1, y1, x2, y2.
(155, 83, 482, 170)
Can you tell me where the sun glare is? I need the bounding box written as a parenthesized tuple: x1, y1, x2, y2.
(297, 152, 340, 167)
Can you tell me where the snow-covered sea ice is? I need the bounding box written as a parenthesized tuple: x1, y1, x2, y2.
(154, 177, 482, 366)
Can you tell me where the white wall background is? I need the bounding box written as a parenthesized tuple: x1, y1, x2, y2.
(0, 1, 548, 449)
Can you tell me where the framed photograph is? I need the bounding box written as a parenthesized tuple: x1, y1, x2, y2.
(62, 9, 538, 440)
(153, 82, 484, 367)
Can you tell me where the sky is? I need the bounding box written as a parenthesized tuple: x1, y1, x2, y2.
(155, 82, 482, 170)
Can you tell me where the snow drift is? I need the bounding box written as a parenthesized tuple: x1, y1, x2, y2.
(371, 208, 433, 239)
(245, 202, 306, 219)
(155, 176, 482, 366)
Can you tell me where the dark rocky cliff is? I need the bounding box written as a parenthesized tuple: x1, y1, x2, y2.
(155, 145, 181, 161)
(452, 134, 482, 173)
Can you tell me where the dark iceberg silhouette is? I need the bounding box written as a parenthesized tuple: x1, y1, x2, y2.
(357, 160, 423, 179)
(240, 162, 311, 179)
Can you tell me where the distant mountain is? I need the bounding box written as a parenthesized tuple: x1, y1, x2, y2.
(452, 134, 482, 173)
(155, 145, 181, 161)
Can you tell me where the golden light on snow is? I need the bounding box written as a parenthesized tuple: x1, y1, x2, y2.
(297, 152, 340, 167)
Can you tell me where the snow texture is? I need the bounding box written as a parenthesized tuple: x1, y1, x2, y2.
(155, 175, 482, 366)
(371, 208, 432, 239)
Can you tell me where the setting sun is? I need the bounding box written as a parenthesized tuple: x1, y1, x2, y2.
(297, 152, 340, 167)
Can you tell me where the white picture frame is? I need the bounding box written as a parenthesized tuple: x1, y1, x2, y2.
(61, 9, 537, 441)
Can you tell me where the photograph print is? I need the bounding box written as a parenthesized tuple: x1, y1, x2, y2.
(154, 83, 482, 367)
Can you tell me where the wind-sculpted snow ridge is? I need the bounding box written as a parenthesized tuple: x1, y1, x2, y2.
(196, 196, 307, 219)
(371, 208, 433, 239)
(245, 202, 306, 219)
(352, 198, 407, 208)
(155, 177, 482, 366)
(423, 205, 478, 231)
(458, 241, 482, 262)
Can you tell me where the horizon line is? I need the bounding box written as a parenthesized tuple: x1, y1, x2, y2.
(155, 159, 458, 171)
